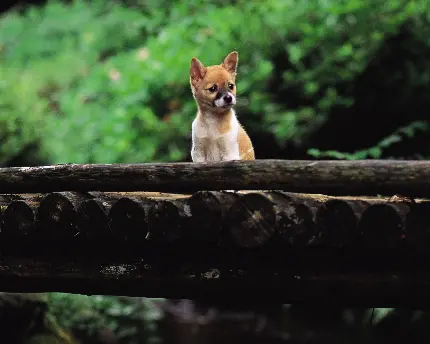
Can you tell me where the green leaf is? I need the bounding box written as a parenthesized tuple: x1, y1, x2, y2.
(368, 147, 382, 158)
(287, 44, 303, 64)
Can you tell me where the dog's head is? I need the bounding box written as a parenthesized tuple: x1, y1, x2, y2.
(190, 51, 238, 112)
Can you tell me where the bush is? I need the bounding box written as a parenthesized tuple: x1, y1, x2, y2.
(0, 0, 159, 165)
(0, 65, 48, 165)
(0, 0, 429, 165)
(47, 293, 163, 343)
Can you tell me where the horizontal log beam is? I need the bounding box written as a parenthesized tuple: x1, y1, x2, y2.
(1, 257, 430, 308)
(0, 160, 429, 196)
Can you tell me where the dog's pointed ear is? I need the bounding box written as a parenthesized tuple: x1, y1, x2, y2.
(190, 57, 207, 85)
(222, 51, 238, 75)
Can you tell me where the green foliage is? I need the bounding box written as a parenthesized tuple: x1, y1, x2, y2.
(308, 120, 429, 159)
(0, 0, 429, 164)
(0, 0, 148, 66)
(47, 293, 163, 343)
(0, 0, 159, 164)
(269, 0, 430, 144)
(0, 65, 48, 164)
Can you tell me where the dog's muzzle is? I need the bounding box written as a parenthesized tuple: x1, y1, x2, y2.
(214, 91, 236, 108)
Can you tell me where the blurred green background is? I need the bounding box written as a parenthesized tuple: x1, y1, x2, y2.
(1, 0, 430, 343)
(1, 0, 429, 168)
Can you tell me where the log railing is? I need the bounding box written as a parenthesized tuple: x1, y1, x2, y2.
(0, 160, 429, 195)
(0, 160, 429, 307)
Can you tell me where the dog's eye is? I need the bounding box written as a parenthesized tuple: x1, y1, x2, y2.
(208, 85, 217, 92)
(228, 83, 234, 90)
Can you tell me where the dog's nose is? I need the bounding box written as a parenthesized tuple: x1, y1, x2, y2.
(223, 95, 232, 103)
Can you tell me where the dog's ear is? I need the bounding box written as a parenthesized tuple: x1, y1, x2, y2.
(190, 57, 207, 86)
(222, 51, 238, 75)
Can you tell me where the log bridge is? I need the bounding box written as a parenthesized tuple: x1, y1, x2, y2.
(1, 160, 430, 307)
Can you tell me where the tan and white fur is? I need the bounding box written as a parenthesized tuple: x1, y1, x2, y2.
(190, 51, 255, 163)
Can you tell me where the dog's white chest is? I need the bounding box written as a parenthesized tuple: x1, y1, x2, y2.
(191, 113, 240, 162)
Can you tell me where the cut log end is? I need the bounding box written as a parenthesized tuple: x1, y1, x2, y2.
(316, 200, 368, 248)
(38, 192, 80, 237)
(108, 198, 148, 240)
(2, 201, 35, 237)
(277, 201, 317, 247)
(147, 200, 189, 243)
(360, 203, 408, 249)
(406, 202, 430, 250)
(225, 193, 276, 248)
(187, 191, 238, 245)
(77, 199, 112, 237)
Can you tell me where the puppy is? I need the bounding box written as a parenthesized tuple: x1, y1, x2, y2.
(189, 51, 255, 163)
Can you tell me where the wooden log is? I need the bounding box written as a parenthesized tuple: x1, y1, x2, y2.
(278, 202, 317, 247)
(0, 194, 22, 205)
(0, 160, 430, 196)
(38, 192, 93, 238)
(0, 194, 44, 206)
(0, 195, 44, 256)
(186, 191, 239, 245)
(224, 193, 277, 248)
(270, 192, 321, 247)
(0, 256, 430, 308)
(388, 194, 416, 205)
(316, 199, 370, 248)
(76, 199, 114, 237)
(108, 197, 151, 240)
(406, 202, 430, 251)
(104, 191, 190, 200)
(2, 190, 430, 253)
(359, 203, 410, 249)
(147, 199, 190, 243)
(1, 201, 37, 237)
